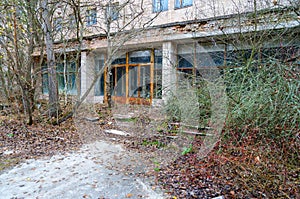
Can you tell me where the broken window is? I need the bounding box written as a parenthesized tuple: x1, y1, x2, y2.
(139, 66, 151, 98)
(175, 0, 193, 9)
(196, 44, 225, 67)
(153, 0, 168, 12)
(261, 45, 300, 63)
(86, 8, 97, 26)
(177, 43, 226, 86)
(225, 44, 262, 70)
(128, 66, 138, 97)
(112, 54, 126, 97)
(56, 62, 77, 95)
(177, 44, 195, 88)
(42, 62, 77, 95)
(128, 65, 151, 99)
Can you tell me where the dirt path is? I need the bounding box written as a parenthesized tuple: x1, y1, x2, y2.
(0, 140, 164, 199)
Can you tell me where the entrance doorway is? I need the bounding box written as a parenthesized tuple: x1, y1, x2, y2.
(111, 50, 154, 105)
(128, 64, 151, 105)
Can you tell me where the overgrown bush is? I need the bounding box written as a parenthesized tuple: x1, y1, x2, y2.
(163, 77, 212, 127)
(224, 60, 299, 141)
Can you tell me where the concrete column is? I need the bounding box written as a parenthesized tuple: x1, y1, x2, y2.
(80, 51, 95, 102)
(162, 41, 177, 102)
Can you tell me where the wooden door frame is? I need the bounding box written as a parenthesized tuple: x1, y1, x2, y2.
(109, 49, 155, 105)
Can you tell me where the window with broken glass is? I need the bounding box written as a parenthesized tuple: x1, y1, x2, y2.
(153, 0, 168, 12)
(42, 62, 77, 95)
(177, 43, 225, 87)
(177, 43, 197, 89)
(224, 44, 300, 79)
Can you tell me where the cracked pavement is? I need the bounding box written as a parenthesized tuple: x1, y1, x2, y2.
(0, 140, 164, 199)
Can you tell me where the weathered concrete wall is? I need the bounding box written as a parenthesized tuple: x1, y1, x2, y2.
(44, 0, 300, 104)
(52, 0, 298, 41)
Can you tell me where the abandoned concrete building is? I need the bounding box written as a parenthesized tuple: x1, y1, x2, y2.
(40, 0, 300, 106)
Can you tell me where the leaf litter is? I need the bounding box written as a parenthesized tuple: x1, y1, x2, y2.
(0, 105, 299, 199)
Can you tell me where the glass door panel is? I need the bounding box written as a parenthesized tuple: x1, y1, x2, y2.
(129, 66, 138, 97)
(115, 67, 126, 96)
(129, 65, 151, 99)
(140, 65, 151, 98)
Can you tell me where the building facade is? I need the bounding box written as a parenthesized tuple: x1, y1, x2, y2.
(40, 0, 300, 105)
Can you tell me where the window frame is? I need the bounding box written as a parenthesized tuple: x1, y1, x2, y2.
(68, 13, 76, 29)
(86, 8, 97, 26)
(94, 59, 106, 96)
(56, 62, 77, 95)
(42, 61, 77, 95)
(176, 42, 226, 88)
(153, 0, 168, 13)
(175, 0, 193, 9)
(106, 2, 120, 21)
(54, 17, 62, 32)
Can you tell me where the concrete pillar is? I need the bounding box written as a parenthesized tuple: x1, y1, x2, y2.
(80, 51, 95, 102)
(162, 41, 177, 102)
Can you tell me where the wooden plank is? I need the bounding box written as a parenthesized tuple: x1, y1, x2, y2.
(85, 117, 99, 122)
(126, 53, 129, 104)
(104, 67, 107, 103)
(182, 130, 213, 136)
(170, 122, 213, 130)
(150, 49, 154, 104)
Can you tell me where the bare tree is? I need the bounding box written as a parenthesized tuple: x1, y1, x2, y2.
(0, 0, 43, 124)
(54, 0, 160, 123)
(40, 0, 61, 118)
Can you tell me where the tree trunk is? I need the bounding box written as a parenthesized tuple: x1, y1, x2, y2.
(105, 6, 113, 108)
(41, 0, 60, 118)
(105, 67, 112, 108)
(12, 10, 33, 125)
